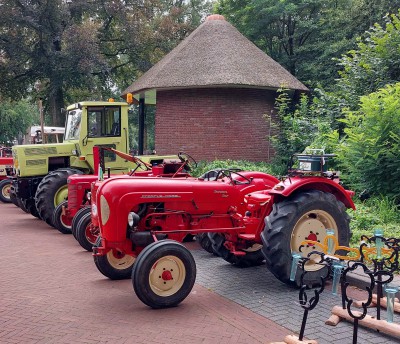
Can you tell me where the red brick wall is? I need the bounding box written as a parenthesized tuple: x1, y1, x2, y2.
(155, 88, 278, 162)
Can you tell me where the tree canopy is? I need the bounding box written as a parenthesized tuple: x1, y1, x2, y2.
(0, 0, 212, 125)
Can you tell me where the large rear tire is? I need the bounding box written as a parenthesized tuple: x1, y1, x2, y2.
(35, 168, 83, 227)
(53, 200, 72, 234)
(0, 179, 12, 203)
(93, 238, 136, 280)
(76, 212, 99, 251)
(261, 190, 351, 287)
(208, 233, 264, 267)
(132, 240, 196, 309)
(195, 233, 215, 254)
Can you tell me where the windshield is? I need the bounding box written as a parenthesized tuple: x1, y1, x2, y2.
(65, 109, 82, 140)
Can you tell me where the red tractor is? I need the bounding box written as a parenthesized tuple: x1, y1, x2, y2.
(58, 148, 195, 252)
(0, 147, 13, 203)
(91, 153, 355, 308)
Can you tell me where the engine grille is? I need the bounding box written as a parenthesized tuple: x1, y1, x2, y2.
(26, 159, 46, 166)
(24, 147, 57, 156)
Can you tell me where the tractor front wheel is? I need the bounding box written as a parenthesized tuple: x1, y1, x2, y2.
(22, 199, 41, 219)
(93, 241, 136, 280)
(76, 212, 99, 251)
(72, 206, 91, 239)
(208, 233, 264, 267)
(132, 240, 196, 309)
(261, 190, 351, 287)
(0, 179, 12, 203)
(35, 168, 83, 227)
(53, 200, 72, 234)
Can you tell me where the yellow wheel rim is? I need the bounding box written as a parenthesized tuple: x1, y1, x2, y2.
(54, 186, 68, 207)
(149, 255, 186, 297)
(106, 250, 136, 270)
(2, 183, 10, 199)
(290, 210, 337, 272)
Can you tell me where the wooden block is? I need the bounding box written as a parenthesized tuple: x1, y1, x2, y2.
(331, 305, 400, 337)
(325, 314, 341, 326)
(283, 334, 318, 344)
(372, 295, 400, 313)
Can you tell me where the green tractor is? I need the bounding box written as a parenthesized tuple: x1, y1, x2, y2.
(11, 101, 166, 226)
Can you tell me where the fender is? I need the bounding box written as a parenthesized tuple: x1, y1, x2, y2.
(268, 176, 356, 210)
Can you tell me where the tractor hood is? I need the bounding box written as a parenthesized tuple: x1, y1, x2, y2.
(12, 142, 77, 177)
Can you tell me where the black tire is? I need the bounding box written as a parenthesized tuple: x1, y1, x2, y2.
(22, 198, 41, 219)
(208, 233, 265, 267)
(93, 239, 136, 280)
(35, 168, 83, 227)
(132, 240, 196, 309)
(196, 233, 214, 254)
(0, 179, 12, 203)
(9, 186, 19, 207)
(261, 190, 351, 287)
(76, 212, 99, 251)
(53, 201, 72, 234)
(17, 198, 29, 213)
(71, 206, 91, 239)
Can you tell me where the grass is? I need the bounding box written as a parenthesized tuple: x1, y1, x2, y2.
(349, 195, 400, 246)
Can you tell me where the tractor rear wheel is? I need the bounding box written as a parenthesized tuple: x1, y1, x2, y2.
(132, 240, 196, 309)
(35, 168, 83, 227)
(93, 239, 136, 280)
(261, 190, 351, 287)
(195, 233, 214, 254)
(208, 233, 264, 267)
(53, 200, 72, 234)
(0, 179, 12, 203)
(72, 206, 91, 239)
(76, 212, 99, 251)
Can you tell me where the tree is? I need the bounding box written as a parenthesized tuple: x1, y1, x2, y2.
(215, 0, 400, 88)
(0, 0, 212, 126)
(336, 12, 400, 110)
(0, 99, 38, 145)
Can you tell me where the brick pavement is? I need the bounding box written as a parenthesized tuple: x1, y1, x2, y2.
(0, 204, 290, 344)
(1, 203, 400, 344)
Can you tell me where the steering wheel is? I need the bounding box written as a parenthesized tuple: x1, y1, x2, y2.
(178, 152, 197, 171)
(215, 169, 251, 185)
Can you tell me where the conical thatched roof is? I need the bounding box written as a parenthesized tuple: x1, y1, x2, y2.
(122, 15, 308, 97)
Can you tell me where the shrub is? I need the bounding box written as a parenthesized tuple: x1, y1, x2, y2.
(333, 82, 400, 200)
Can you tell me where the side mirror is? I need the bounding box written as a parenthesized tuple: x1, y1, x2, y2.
(61, 108, 67, 116)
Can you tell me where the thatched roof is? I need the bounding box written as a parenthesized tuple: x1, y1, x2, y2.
(122, 15, 308, 97)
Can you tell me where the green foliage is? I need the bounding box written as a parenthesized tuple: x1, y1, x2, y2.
(0, 100, 38, 145)
(215, 0, 400, 88)
(349, 196, 400, 246)
(332, 83, 400, 200)
(0, 0, 212, 126)
(336, 12, 400, 110)
(267, 89, 332, 173)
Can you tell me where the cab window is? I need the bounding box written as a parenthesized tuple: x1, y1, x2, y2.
(88, 106, 121, 138)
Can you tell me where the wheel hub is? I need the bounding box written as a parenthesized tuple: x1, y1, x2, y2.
(149, 255, 185, 295)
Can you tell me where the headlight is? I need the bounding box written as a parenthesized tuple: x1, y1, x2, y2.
(128, 212, 140, 227)
(86, 192, 91, 201)
(91, 203, 97, 216)
(100, 195, 110, 225)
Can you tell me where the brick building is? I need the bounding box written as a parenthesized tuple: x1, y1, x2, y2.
(122, 15, 308, 161)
